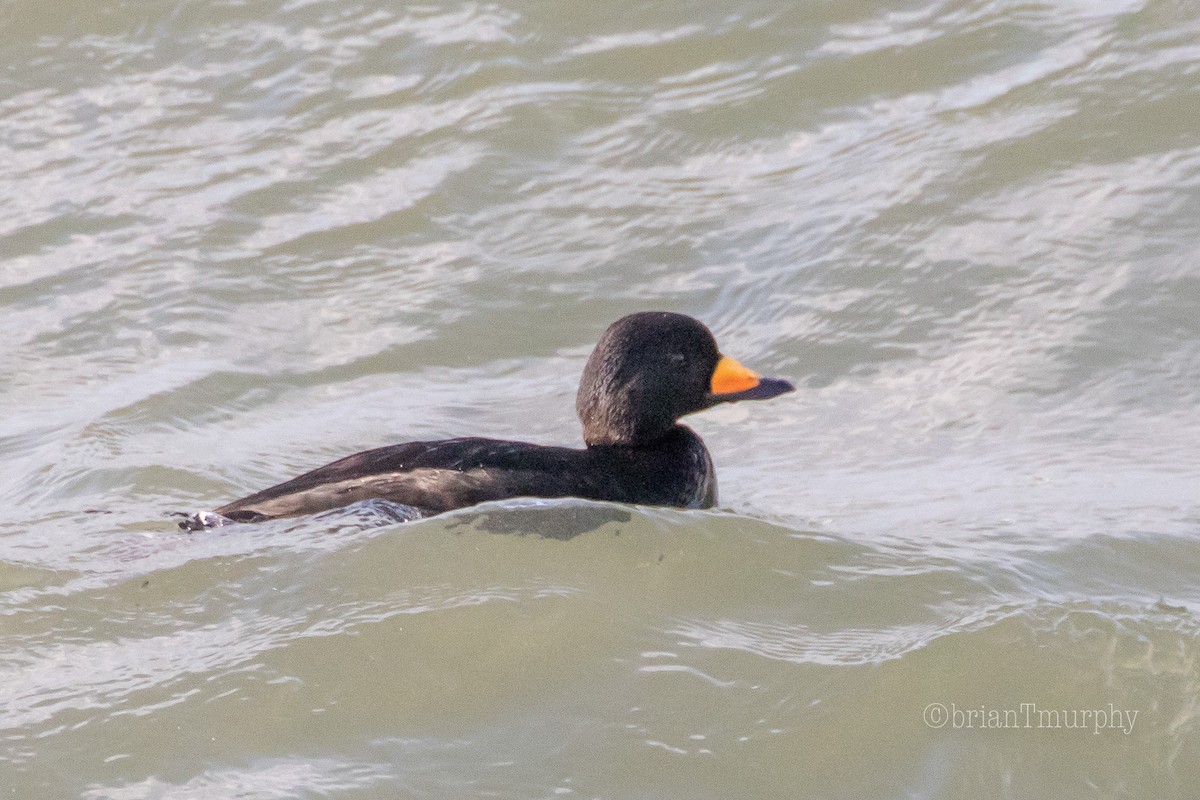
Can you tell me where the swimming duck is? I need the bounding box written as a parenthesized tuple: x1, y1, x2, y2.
(181, 311, 793, 529)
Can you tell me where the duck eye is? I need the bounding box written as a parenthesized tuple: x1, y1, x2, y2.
(668, 352, 686, 365)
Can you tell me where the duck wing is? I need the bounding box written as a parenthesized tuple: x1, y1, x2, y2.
(207, 437, 587, 523)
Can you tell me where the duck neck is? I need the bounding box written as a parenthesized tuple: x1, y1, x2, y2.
(584, 423, 690, 449)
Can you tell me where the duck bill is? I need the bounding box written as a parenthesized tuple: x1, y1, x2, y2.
(708, 355, 795, 403)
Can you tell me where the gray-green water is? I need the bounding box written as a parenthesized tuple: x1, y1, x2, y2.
(3, 0, 1199, 797)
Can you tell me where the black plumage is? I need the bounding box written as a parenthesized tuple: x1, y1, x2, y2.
(181, 312, 793, 529)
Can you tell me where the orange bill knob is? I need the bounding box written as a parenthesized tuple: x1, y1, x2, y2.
(710, 355, 761, 395)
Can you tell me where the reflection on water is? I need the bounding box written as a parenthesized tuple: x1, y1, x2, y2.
(443, 499, 634, 540)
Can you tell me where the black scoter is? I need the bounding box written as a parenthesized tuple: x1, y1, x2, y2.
(181, 312, 793, 529)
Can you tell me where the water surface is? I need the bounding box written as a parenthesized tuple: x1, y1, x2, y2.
(3, 0, 1199, 797)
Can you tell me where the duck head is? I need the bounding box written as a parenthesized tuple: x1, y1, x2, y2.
(576, 311, 795, 447)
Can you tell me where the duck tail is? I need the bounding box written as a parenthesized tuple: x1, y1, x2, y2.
(176, 510, 237, 531)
